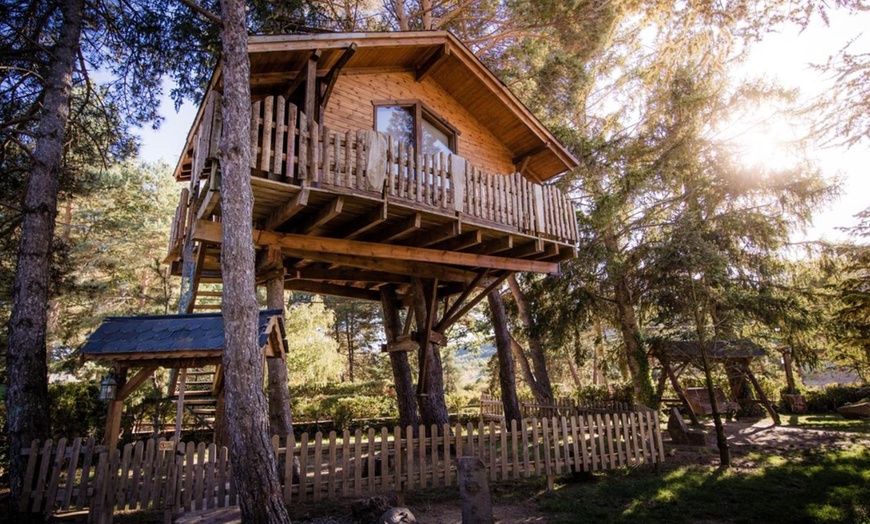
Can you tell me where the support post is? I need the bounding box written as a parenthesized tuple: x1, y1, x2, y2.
(265, 254, 293, 437)
(662, 357, 700, 426)
(174, 368, 186, 444)
(103, 366, 128, 449)
(743, 364, 781, 425)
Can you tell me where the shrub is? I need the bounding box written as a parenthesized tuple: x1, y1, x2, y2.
(805, 385, 870, 413)
(49, 382, 106, 439)
(576, 383, 634, 405)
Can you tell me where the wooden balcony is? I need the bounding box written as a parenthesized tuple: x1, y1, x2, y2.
(167, 94, 578, 288)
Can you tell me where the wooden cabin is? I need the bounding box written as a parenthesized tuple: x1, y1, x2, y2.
(165, 31, 579, 310)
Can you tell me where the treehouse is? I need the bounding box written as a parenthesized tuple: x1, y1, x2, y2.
(139, 31, 581, 442)
(165, 31, 579, 312)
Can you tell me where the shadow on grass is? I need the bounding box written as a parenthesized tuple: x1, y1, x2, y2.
(539, 447, 870, 524)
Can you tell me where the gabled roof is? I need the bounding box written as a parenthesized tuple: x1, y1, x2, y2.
(649, 339, 766, 361)
(81, 309, 286, 362)
(176, 31, 577, 182)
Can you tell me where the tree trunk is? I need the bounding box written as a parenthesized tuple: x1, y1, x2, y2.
(507, 275, 553, 402)
(266, 271, 293, 437)
(6, 0, 83, 505)
(592, 315, 608, 386)
(606, 244, 654, 406)
(487, 290, 522, 424)
(379, 286, 420, 430)
(411, 279, 449, 429)
(218, 0, 291, 520)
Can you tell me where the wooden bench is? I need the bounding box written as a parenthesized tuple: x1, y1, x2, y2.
(685, 387, 741, 417)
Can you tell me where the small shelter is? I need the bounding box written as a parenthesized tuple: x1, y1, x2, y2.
(649, 339, 781, 425)
(81, 310, 287, 447)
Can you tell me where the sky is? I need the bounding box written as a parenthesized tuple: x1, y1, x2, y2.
(137, 10, 870, 244)
(736, 9, 870, 243)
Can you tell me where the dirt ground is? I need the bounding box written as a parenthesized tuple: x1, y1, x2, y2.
(170, 418, 869, 524)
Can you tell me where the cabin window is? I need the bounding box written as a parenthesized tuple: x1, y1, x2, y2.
(374, 101, 458, 156)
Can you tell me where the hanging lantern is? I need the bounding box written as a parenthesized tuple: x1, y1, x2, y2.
(99, 373, 117, 401)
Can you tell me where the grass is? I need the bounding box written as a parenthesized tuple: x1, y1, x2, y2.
(538, 446, 870, 524)
(784, 414, 870, 434)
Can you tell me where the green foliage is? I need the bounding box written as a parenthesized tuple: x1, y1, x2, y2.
(805, 385, 870, 413)
(576, 383, 634, 405)
(48, 382, 106, 439)
(284, 299, 343, 389)
(290, 380, 395, 430)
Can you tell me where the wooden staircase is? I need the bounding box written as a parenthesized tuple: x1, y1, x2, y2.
(170, 366, 220, 435)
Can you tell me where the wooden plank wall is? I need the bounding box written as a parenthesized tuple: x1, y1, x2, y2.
(21, 414, 663, 520)
(323, 72, 516, 176)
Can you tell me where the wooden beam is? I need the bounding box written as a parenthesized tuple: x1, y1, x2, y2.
(512, 142, 550, 165)
(187, 243, 209, 313)
(531, 242, 559, 260)
(743, 364, 781, 425)
(406, 220, 460, 248)
(466, 235, 513, 255)
(436, 272, 511, 333)
(319, 43, 357, 111)
(541, 245, 577, 262)
(367, 213, 422, 243)
(192, 220, 559, 274)
(305, 49, 320, 121)
(415, 44, 450, 81)
(280, 247, 479, 283)
(117, 367, 158, 401)
(381, 339, 417, 353)
(343, 203, 387, 240)
(502, 239, 544, 259)
(285, 280, 380, 301)
(292, 267, 411, 284)
(440, 270, 489, 325)
(293, 196, 343, 234)
(284, 49, 321, 98)
(193, 304, 222, 310)
(416, 278, 439, 396)
(266, 188, 310, 231)
(432, 230, 481, 252)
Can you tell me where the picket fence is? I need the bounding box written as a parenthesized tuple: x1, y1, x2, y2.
(478, 392, 645, 422)
(20, 413, 664, 522)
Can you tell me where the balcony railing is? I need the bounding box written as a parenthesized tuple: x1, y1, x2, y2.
(169, 94, 578, 258)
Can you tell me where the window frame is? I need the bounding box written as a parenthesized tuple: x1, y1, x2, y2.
(372, 99, 460, 155)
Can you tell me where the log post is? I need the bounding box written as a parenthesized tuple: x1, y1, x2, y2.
(456, 457, 493, 524)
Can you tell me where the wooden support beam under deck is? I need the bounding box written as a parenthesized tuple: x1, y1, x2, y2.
(292, 267, 412, 284)
(406, 220, 460, 248)
(280, 247, 479, 283)
(367, 212, 422, 243)
(431, 230, 481, 252)
(193, 220, 560, 274)
(342, 203, 388, 240)
(285, 279, 380, 301)
(266, 188, 310, 230)
(466, 235, 513, 255)
(293, 196, 343, 234)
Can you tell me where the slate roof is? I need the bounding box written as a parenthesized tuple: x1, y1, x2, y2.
(81, 309, 286, 358)
(649, 339, 766, 361)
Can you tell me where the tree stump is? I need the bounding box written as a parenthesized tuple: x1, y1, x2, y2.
(456, 457, 493, 524)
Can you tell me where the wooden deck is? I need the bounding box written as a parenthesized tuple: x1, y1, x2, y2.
(166, 94, 578, 298)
